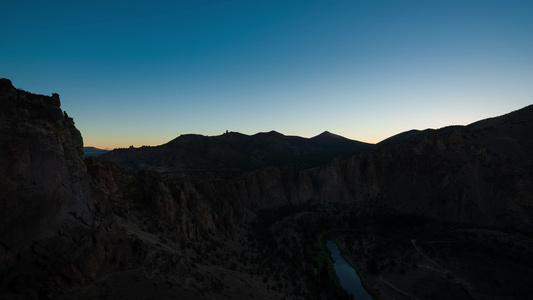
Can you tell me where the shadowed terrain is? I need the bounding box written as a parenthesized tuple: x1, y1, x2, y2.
(83, 147, 110, 157)
(99, 130, 373, 176)
(1, 79, 532, 299)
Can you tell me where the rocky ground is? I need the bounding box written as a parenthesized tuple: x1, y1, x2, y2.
(56, 193, 362, 299)
(2, 79, 533, 299)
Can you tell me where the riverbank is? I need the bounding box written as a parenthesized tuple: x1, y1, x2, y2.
(327, 240, 372, 300)
(333, 221, 533, 300)
(334, 236, 381, 300)
(311, 229, 379, 299)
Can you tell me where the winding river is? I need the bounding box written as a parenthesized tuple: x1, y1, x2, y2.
(326, 240, 372, 300)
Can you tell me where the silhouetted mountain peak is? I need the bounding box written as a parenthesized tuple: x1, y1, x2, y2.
(311, 131, 346, 140)
(254, 130, 284, 138)
(83, 146, 110, 157)
(3, 80, 533, 299)
(84, 146, 107, 152)
(99, 130, 374, 174)
(0, 78, 13, 89)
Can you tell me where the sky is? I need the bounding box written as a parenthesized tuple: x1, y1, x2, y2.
(2, 0, 532, 149)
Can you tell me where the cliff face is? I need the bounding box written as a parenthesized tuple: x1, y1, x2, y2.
(7, 78, 530, 299)
(88, 105, 533, 241)
(316, 107, 532, 228)
(0, 79, 130, 298)
(346, 128, 532, 227)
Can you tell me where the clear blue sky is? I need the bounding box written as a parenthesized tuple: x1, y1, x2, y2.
(2, 0, 532, 148)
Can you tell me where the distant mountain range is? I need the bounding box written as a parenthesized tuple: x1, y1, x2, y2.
(3, 77, 533, 299)
(83, 146, 110, 157)
(97, 130, 373, 174)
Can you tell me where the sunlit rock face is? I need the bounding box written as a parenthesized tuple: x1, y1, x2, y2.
(0, 79, 129, 298)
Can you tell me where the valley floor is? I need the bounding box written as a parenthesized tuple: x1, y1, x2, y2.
(58, 200, 533, 300)
(337, 224, 533, 300)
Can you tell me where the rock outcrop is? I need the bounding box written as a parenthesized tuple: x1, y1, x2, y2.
(0, 79, 130, 298)
(9, 78, 531, 299)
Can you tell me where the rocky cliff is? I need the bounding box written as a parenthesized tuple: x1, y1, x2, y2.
(7, 78, 531, 299)
(0, 79, 130, 298)
(83, 105, 533, 299)
(89, 105, 533, 242)
(364, 106, 533, 227)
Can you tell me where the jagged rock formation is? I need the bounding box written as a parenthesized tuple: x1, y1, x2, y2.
(90, 105, 533, 242)
(0, 79, 130, 298)
(3, 78, 532, 299)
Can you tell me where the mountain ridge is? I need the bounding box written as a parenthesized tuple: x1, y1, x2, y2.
(3, 78, 533, 299)
(99, 130, 374, 174)
(93, 103, 533, 230)
(83, 146, 110, 157)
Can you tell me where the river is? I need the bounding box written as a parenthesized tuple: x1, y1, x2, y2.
(326, 240, 372, 300)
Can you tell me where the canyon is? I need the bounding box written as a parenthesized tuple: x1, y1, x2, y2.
(1, 79, 532, 299)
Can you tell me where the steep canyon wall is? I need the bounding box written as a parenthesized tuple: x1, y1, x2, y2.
(89, 106, 533, 239)
(0, 79, 130, 298)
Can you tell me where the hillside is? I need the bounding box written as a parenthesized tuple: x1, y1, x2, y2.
(98, 130, 373, 175)
(369, 104, 533, 227)
(2, 78, 532, 299)
(88, 104, 533, 299)
(83, 146, 110, 157)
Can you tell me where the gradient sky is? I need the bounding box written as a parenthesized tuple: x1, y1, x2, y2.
(2, 0, 532, 148)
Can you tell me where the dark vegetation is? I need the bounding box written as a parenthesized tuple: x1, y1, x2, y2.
(244, 201, 533, 299)
(337, 215, 533, 299)
(84, 145, 533, 299)
(58, 102, 533, 299)
(246, 202, 366, 300)
(3, 80, 533, 299)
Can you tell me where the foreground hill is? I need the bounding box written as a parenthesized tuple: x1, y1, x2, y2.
(99, 130, 373, 175)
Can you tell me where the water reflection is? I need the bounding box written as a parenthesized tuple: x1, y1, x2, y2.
(327, 240, 372, 300)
